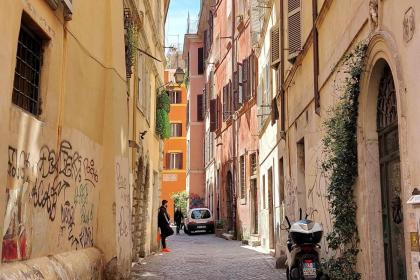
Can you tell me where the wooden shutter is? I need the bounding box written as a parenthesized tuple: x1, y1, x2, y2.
(270, 23, 280, 68)
(204, 30, 208, 59)
(242, 58, 249, 101)
(271, 98, 279, 124)
(238, 63, 243, 106)
(228, 80, 233, 116)
(223, 86, 227, 120)
(251, 52, 258, 97)
(166, 153, 170, 169)
(288, 0, 301, 62)
(179, 153, 183, 169)
(198, 47, 204, 74)
(197, 94, 204, 121)
(177, 91, 182, 103)
(210, 99, 217, 132)
(217, 95, 222, 129)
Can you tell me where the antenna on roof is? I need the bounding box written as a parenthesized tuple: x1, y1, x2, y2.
(187, 11, 190, 33)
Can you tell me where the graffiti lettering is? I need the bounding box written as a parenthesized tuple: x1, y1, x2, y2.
(74, 184, 89, 207)
(116, 163, 127, 190)
(79, 226, 93, 248)
(81, 205, 93, 224)
(5, 140, 99, 255)
(61, 201, 75, 227)
(83, 158, 99, 185)
(32, 176, 70, 221)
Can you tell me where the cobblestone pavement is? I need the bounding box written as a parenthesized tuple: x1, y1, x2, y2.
(131, 230, 286, 280)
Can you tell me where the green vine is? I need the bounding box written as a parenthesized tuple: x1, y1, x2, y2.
(321, 41, 368, 280)
(155, 91, 171, 139)
(125, 24, 138, 77)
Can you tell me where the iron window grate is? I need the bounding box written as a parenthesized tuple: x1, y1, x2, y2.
(12, 25, 42, 115)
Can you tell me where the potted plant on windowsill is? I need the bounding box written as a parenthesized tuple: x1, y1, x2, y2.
(215, 220, 224, 238)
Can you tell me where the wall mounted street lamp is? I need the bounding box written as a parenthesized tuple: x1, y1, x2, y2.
(157, 67, 186, 90)
(174, 67, 185, 84)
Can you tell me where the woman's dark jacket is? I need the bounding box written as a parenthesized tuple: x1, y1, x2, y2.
(158, 206, 173, 237)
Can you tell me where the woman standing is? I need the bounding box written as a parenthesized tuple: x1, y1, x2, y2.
(158, 200, 174, 252)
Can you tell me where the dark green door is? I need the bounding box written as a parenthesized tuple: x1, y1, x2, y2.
(377, 65, 406, 280)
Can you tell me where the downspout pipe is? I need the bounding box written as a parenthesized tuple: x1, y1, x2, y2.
(280, 0, 285, 132)
(312, 0, 320, 114)
(231, 0, 238, 239)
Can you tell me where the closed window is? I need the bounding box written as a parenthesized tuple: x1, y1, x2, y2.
(171, 123, 182, 137)
(167, 153, 183, 169)
(12, 23, 43, 116)
(169, 90, 182, 104)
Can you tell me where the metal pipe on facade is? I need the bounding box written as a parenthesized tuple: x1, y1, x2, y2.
(280, 0, 285, 132)
(231, 0, 238, 239)
(312, 0, 320, 114)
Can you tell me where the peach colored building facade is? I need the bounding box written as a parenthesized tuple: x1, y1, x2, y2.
(161, 70, 187, 219)
(183, 35, 206, 209)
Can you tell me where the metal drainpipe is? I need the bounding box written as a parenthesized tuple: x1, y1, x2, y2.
(280, 0, 285, 132)
(231, 0, 238, 239)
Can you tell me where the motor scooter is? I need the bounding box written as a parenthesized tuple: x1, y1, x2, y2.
(282, 209, 329, 280)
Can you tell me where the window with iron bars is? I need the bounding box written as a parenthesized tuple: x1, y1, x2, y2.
(12, 24, 43, 116)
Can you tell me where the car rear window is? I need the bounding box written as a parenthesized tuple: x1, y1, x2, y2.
(191, 209, 211, 219)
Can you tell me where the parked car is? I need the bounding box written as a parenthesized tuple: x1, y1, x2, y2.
(184, 208, 214, 234)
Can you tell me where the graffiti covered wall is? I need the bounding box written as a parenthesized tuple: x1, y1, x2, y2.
(2, 129, 102, 262)
(115, 156, 131, 278)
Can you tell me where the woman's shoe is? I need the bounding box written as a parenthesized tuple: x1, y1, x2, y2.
(162, 248, 171, 253)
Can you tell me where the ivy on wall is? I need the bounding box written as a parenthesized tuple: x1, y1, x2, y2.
(155, 91, 171, 139)
(125, 24, 138, 78)
(321, 41, 368, 280)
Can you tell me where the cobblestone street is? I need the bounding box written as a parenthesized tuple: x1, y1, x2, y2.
(130, 231, 286, 280)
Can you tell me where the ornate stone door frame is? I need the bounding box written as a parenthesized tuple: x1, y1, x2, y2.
(357, 32, 410, 279)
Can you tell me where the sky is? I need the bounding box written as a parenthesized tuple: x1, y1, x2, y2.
(165, 0, 200, 51)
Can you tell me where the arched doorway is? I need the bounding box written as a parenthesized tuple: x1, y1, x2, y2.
(226, 171, 234, 232)
(377, 64, 406, 280)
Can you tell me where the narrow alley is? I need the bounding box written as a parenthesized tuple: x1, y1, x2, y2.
(130, 231, 286, 280)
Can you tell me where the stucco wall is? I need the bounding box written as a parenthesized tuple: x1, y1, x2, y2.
(0, 0, 131, 278)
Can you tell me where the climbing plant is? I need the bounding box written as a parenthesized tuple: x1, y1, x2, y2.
(321, 41, 368, 280)
(155, 91, 171, 139)
(171, 191, 189, 217)
(125, 24, 138, 78)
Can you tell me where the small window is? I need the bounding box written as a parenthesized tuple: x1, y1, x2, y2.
(166, 152, 183, 169)
(169, 90, 182, 104)
(12, 24, 43, 116)
(170, 123, 182, 137)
